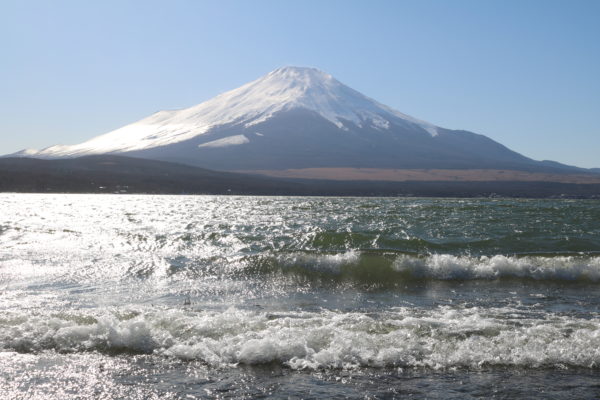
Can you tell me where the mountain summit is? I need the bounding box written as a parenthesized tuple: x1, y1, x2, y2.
(11, 66, 581, 173)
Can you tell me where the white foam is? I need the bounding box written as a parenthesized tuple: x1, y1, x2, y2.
(2, 306, 600, 370)
(393, 254, 600, 281)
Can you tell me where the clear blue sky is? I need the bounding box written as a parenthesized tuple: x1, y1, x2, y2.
(2, 0, 599, 167)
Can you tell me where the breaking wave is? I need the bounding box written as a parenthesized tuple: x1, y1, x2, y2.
(245, 252, 600, 285)
(2, 306, 599, 370)
(392, 253, 600, 281)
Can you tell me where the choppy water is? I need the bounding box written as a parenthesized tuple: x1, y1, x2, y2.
(1, 194, 600, 399)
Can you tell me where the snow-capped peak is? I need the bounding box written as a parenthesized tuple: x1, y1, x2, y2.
(16, 66, 439, 158)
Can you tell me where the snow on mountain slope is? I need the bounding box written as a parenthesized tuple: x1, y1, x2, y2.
(17, 67, 439, 158)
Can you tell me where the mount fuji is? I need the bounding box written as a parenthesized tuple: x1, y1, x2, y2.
(11, 66, 585, 175)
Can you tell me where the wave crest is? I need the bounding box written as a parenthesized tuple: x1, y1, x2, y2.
(247, 252, 600, 285)
(2, 307, 600, 370)
(393, 254, 600, 281)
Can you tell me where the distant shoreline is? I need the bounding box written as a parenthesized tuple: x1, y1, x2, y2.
(1, 155, 599, 199)
(239, 167, 600, 184)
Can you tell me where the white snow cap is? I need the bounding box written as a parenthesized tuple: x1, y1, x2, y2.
(237, 66, 438, 135)
(18, 66, 439, 157)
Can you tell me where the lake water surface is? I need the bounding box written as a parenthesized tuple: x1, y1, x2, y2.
(1, 194, 600, 399)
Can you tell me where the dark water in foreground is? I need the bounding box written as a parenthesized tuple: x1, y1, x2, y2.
(1, 194, 600, 399)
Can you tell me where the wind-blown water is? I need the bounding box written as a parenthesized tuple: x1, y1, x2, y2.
(1, 194, 599, 399)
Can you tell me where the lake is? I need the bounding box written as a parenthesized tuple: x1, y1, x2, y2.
(1, 194, 599, 399)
